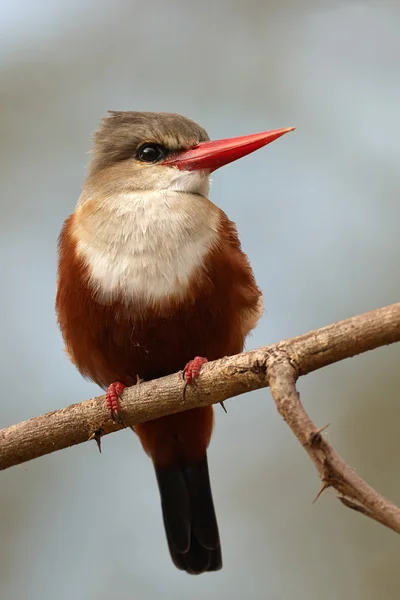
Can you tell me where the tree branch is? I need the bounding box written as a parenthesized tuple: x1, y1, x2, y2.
(1, 303, 400, 531)
(267, 359, 400, 534)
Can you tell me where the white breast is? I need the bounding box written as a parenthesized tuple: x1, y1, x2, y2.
(74, 189, 219, 305)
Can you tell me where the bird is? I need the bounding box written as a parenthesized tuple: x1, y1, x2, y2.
(56, 111, 294, 574)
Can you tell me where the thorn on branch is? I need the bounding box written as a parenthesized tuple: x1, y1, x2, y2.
(88, 429, 103, 453)
(308, 423, 330, 447)
(312, 482, 331, 504)
(219, 401, 227, 413)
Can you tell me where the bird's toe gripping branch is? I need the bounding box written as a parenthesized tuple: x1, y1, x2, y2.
(106, 381, 126, 423)
(183, 356, 209, 385)
(183, 356, 227, 413)
(182, 356, 208, 401)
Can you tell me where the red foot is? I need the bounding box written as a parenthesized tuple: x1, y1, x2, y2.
(183, 356, 208, 385)
(106, 382, 126, 422)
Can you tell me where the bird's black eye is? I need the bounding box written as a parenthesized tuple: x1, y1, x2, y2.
(136, 143, 166, 163)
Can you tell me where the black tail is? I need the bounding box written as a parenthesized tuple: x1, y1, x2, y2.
(154, 455, 222, 574)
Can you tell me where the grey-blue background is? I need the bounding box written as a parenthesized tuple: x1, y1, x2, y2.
(1, 1, 400, 598)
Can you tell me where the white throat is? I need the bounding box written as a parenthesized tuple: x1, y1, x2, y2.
(74, 172, 219, 305)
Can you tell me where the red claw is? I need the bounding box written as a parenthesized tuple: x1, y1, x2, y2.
(106, 382, 126, 422)
(183, 356, 208, 385)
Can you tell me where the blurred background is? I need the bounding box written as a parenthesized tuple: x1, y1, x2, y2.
(1, 0, 400, 598)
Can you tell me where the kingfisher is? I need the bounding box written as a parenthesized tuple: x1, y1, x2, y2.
(56, 111, 294, 574)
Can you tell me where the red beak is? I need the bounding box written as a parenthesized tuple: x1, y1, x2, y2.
(163, 127, 295, 172)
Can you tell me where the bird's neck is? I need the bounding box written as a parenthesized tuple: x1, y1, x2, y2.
(71, 189, 221, 306)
